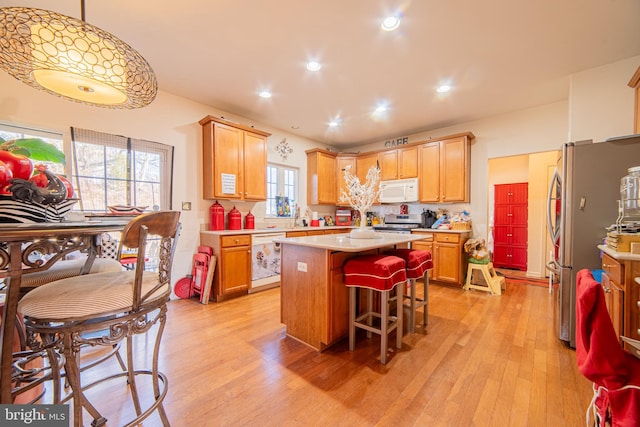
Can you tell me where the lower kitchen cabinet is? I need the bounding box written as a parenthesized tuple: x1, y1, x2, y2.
(411, 231, 470, 286)
(600, 250, 640, 346)
(200, 233, 251, 301)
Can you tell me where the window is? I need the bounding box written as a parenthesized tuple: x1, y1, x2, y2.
(0, 123, 65, 175)
(266, 164, 298, 217)
(71, 127, 174, 213)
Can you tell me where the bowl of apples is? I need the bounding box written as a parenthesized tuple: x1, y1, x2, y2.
(0, 138, 76, 223)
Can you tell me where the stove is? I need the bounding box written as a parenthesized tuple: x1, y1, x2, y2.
(373, 214, 422, 234)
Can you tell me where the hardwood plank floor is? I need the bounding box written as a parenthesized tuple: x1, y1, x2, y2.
(62, 281, 593, 426)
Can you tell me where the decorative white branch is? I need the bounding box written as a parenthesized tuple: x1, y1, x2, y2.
(340, 165, 381, 229)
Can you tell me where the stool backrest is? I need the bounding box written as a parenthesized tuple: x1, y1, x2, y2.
(119, 211, 181, 310)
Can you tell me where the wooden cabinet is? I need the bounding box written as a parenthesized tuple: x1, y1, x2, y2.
(602, 253, 625, 342)
(411, 231, 470, 286)
(356, 152, 380, 184)
(627, 261, 640, 344)
(380, 145, 418, 180)
(419, 135, 471, 203)
(199, 233, 251, 301)
(629, 65, 640, 134)
(200, 116, 271, 201)
(336, 155, 357, 205)
(306, 149, 337, 205)
(493, 183, 528, 271)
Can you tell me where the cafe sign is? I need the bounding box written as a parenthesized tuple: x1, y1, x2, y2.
(383, 136, 409, 148)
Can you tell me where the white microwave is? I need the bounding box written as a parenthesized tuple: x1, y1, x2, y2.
(379, 178, 419, 203)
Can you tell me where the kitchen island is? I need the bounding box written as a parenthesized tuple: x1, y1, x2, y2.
(274, 232, 430, 351)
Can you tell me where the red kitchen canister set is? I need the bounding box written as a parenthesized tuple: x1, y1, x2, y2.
(209, 201, 254, 230)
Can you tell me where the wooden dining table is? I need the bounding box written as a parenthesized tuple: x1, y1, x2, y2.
(0, 219, 130, 403)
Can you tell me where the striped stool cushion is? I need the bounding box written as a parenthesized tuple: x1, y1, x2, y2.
(18, 271, 169, 321)
(344, 255, 406, 291)
(384, 249, 433, 279)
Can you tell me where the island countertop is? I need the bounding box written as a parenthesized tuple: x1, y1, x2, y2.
(274, 232, 430, 252)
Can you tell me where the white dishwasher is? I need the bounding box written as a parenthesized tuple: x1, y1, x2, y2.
(250, 232, 285, 292)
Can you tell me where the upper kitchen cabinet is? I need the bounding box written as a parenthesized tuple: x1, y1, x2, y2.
(307, 149, 337, 205)
(629, 65, 640, 134)
(200, 116, 271, 200)
(336, 155, 357, 205)
(380, 145, 418, 180)
(419, 133, 474, 203)
(356, 152, 380, 183)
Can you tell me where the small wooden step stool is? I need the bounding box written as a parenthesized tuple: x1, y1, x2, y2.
(464, 262, 505, 295)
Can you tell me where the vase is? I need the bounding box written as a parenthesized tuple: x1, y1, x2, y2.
(349, 208, 380, 239)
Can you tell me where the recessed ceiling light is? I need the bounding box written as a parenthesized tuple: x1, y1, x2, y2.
(375, 105, 388, 113)
(381, 16, 400, 31)
(328, 119, 340, 128)
(291, 125, 300, 129)
(306, 61, 321, 71)
(436, 85, 451, 93)
(258, 90, 272, 98)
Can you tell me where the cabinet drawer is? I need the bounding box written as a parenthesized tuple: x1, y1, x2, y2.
(434, 233, 460, 243)
(602, 253, 623, 284)
(221, 235, 251, 247)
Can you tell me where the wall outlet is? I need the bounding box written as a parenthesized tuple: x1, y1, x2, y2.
(181, 202, 191, 211)
(297, 262, 307, 272)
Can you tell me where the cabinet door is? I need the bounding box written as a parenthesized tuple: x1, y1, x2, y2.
(419, 142, 440, 203)
(307, 151, 337, 205)
(337, 156, 357, 204)
(243, 131, 267, 200)
(221, 245, 251, 295)
(602, 273, 624, 341)
(441, 137, 468, 202)
(398, 145, 418, 178)
(434, 243, 460, 283)
(380, 150, 398, 181)
(356, 153, 380, 183)
(213, 123, 243, 199)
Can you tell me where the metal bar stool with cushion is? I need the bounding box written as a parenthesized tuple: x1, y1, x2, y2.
(383, 248, 433, 333)
(18, 211, 181, 427)
(344, 254, 407, 364)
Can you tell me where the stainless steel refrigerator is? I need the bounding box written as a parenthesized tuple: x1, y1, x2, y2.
(547, 135, 640, 348)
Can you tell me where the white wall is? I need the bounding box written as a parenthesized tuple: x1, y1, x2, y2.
(569, 55, 639, 142)
(0, 72, 326, 282)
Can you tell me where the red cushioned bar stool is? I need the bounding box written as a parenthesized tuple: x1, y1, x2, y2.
(384, 249, 433, 333)
(343, 254, 407, 364)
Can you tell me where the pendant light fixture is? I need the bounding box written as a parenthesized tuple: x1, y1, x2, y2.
(0, 2, 157, 109)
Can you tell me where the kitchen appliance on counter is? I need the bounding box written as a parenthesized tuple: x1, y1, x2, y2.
(421, 209, 437, 228)
(336, 209, 352, 226)
(379, 178, 419, 203)
(546, 135, 640, 348)
(251, 232, 286, 292)
(373, 214, 422, 234)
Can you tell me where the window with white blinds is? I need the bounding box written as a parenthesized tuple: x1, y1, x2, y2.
(71, 127, 174, 213)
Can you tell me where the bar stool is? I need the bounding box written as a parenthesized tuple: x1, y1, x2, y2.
(343, 254, 407, 364)
(384, 248, 433, 333)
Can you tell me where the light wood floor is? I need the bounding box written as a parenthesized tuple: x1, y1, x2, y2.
(68, 281, 593, 427)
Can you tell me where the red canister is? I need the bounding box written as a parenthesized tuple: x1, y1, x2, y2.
(209, 201, 224, 230)
(228, 206, 241, 230)
(245, 211, 255, 229)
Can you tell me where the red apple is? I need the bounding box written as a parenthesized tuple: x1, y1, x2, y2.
(57, 175, 74, 198)
(0, 150, 33, 180)
(0, 160, 13, 187)
(29, 164, 49, 188)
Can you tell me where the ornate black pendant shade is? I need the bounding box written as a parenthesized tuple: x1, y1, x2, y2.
(0, 5, 157, 109)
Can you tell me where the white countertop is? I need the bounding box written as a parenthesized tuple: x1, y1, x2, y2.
(200, 225, 354, 235)
(274, 232, 431, 252)
(598, 244, 640, 261)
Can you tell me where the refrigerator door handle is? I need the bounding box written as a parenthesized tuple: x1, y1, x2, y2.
(546, 167, 561, 244)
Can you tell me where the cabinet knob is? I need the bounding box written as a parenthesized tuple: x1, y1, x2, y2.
(603, 264, 613, 269)
(603, 286, 611, 293)
(235, 239, 239, 244)
(637, 301, 640, 309)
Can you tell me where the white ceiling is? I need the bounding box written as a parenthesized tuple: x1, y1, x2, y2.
(3, 0, 640, 148)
